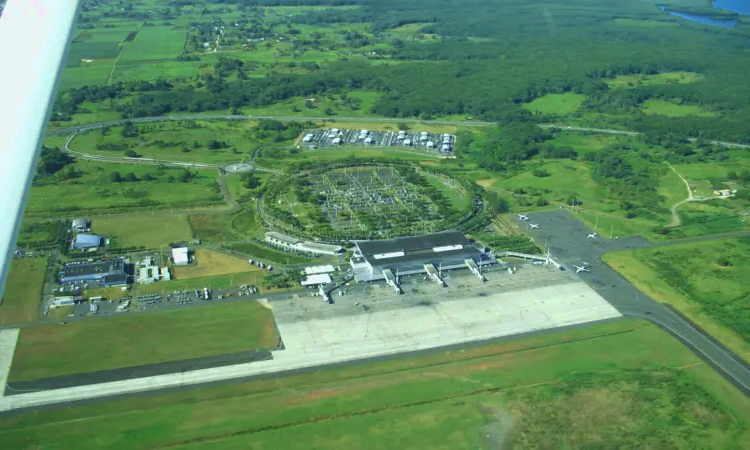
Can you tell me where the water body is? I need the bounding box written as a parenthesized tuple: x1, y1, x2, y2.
(658, 3, 741, 28)
(713, 0, 750, 15)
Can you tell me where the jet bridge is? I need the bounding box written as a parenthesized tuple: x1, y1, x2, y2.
(424, 264, 445, 287)
(464, 259, 485, 282)
(382, 269, 401, 294)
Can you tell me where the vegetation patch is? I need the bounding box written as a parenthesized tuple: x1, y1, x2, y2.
(604, 236, 750, 361)
(642, 99, 716, 117)
(91, 214, 192, 249)
(0, 257, 46, 326)
(521, 93, 586, 116)
(604, 71, 705, 88)
(8, 301, 279, 382)
(172, 249, 263, 280)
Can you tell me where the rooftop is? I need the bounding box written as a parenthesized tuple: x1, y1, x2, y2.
(355, 231, 469, 257)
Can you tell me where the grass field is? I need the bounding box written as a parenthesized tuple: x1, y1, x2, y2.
(134, 271, 267, 295)
(604, 237, 750, 362)
(1, 320, 747, 449)
(0, 258, 46, 326)
(8, 300, 278, 382)
(613, 18, 680, 27)
(259, 147, 436, 168)
(188, 207, 264, 243)
(16, 221, 58, 246)
(641, 99, 716, 117)
(605, 71, 706, 88)
(65, 41, 120, 68)
(521, 93, 586, 116)
(172, 249, 262, 280)
(229, 241, 316, 265)
(27, 161, 224, 216)
(59, 61, 116, 90)
(118, 27, 187, 62)
(423, 173, 473, 211)
(90, 214, 191, 249)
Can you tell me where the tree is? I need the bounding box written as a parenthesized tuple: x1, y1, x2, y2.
(398, 123, 409, 131)
(125, 172, 139, 182)
(727, 170, 738, 180)
(37, 146, 73, 176)
(110, 171, 122, 182)
(178, 169, 193, 183)
(143, 173, 154, 181)
(304, 99, 314, 110)
(121, 121, 138, 138)
(241, 172, 261, 189)
(324, 107, 334, 116)
(124, 150, 139, 158)
(532, 169, 550, 177)
(567, 195, 579, 206)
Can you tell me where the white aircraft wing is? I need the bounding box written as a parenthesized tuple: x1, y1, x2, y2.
(0, 0, 82, 299)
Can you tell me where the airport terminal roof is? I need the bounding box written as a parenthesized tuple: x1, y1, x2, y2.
(367, 246, 485, 272)
(354, 231, 469, 257)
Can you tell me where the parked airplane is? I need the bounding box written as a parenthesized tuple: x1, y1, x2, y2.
(517, 214, 529, 221)
(573, 262, 590, 274)
(529, 223, 540, 229)
(587, 232, 598, 239)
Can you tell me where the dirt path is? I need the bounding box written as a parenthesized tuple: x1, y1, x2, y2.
(665, 162, 722, 227)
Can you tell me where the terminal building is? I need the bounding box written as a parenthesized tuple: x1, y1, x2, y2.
(59, 257, 128, 286)
(350, 231, 494, 282)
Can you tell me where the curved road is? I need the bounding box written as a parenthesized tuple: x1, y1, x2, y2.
(48, 114, 750, 150)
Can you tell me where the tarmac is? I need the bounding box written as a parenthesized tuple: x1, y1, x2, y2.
(0, 274, 620, 412)
(521, 209, 750, 394)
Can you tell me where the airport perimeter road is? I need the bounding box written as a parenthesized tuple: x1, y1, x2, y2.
(522, 210, 750, 394)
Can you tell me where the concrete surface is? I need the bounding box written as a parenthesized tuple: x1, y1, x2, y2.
(0, 329, 19, 394)
(0, 280, 619, 411)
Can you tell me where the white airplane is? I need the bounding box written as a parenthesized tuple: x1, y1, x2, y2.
(517, 214, 529, 221)
(587, 232, 598, 239)
(529, 223, 540, 229)
(573, 262, 590, 274)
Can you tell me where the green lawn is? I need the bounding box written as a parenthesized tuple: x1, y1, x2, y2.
(8, 301, 278, 382)
(188, 208, 264, 243)
(229, 241, 316, 265)
(16, 221, 58, 246)
(134, 272, 267, 295)
(1, 320, 747, 449)
(521, 93, 586, 116)
(0, 258, 47, 326)
(423, 173, 473, 211)
(604, 236, 750, 362)
(118, 27, 187, 62)
(605, 71, 706, 88)
(91, 214, 193, 249)
(27, 161, 224, 216)
(641, 99, 716, 117)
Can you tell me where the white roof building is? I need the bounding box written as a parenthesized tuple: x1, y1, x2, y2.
(300, 273, 331, 286)
(172, 247, 189, 265)
(304, 265, 336, 275)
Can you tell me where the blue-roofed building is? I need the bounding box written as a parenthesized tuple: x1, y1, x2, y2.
(59, 258, 128, 285)
(71, 234, 101, 250)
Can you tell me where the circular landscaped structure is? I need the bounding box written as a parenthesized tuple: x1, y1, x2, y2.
(261, 163, 483, 241)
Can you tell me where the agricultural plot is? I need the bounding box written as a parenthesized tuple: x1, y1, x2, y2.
(297, 167, 445, 235)
(1, 320, 747, 449)
(26, 161, 224, 216)
(0, 257, 47, 326)
(8, 301, 278, 382)
(90, 215, 192, 249)
(58, 63, 115, 90)
(118, 27, 187, 62)
(65, 42, 120, 68)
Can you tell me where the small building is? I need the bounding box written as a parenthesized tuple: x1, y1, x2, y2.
(304, 265, 336, 275)
(302, 133, 313, 143)
(161, 267, 171, 281)
(364, 137, 373, 145)
(403, 139, 412, 146)
(172, 247, 189, 265)
(71, 218, 90, 232)
(426, 141, 435, 149)
(265, 232, 345, 256)
(60, 258, 127, 284)
(332, 137, 342, 145)
(71, 234, 101, 250)
(441, 143, 452, 152)
(50, 296, 83, 307)
(713, 189, 733, 197)
(301, 273, 332, 286)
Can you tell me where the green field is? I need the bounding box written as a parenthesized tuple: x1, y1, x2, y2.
(642, 99, 716, 117)
(65, 41, 120, 68)
(1, 320, 747, 449)
(134, 271, 267, 295)
(229, 241, 316, 265)
(188, 206, 263, 243)
(605, 236, 750, 362)
(91, 214, 193, 249)
(0, 258, 46, 326)
(59, 61, 116, 89)
(521, 93, 586, 116)
(8, 301, 278, 382)
(604, 71, 706, 88)
(27, 161, 224, 216)
(118, 27, 187, 62)
(16, 221, 58, 246)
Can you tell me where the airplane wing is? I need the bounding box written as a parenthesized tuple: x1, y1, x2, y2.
(0, 1, 82, 298)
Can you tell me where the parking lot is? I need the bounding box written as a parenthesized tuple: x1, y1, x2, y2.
(301, 128, 455, 155)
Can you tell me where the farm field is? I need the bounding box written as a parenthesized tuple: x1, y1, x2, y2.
(641, 99, 716, 117)
(8, 300, 278, 382)
(172, 249, 263, 280)
(118, 27, 187, 62)
(258, 147, 436, 168)
(90, 215, 193, 249)
(1, 320, 747, 449)
(26, 161, 225, 216)
(0, 258, 46, 326)
(16, 221, 58, 247)
(521, 93, 586, 116)
(59, 61, 115, 90)
(188, 208, 263, 243)
(604, 236, 750, 362)
(604, 71, 706, 88)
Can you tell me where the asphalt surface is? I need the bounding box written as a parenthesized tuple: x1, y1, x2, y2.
(4, 349, 273, 395)
(523, 210, 750, 395)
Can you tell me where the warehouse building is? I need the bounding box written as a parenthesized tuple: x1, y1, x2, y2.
(172, 247, 189, 265)
(350, 231, 494, 282)
(71, 218, 90, 232)
(71, 234, 102, 250)
(59, 257, 128, 285)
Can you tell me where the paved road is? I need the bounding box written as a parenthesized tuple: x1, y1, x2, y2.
(523, 210, 750, 395)
(47, 114, 750, 150)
